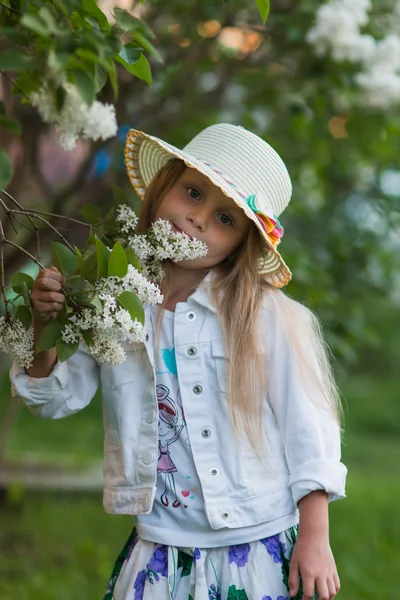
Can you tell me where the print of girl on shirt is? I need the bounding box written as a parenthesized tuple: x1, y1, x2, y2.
(157, 384, 185, 508)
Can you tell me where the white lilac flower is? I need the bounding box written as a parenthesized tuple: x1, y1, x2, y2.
(307, 0, 400, 108)
(30, 81, 118, 150)
(83, 101, 118, 141)
(0, 317, 35, 369)
(100, 264, 164, 305)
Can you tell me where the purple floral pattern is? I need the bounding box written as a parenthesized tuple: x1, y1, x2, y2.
(104, 525, 299, 600)
(133, 569, 147, 600)
(228, 543, 251, 567)
(260, 534, 287, 564)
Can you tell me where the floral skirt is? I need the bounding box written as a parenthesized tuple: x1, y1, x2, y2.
(103, 525, 310, 600)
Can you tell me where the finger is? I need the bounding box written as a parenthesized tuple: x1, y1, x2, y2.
(302, 575, 317, 600)
(32, 300, 64, 314)
(327, 577, 338, 599)
(332, 573, 341, 595)
(35, 277, 64, 293)
(314, 577, 330, 600)
(288, 560, 300, 597)
(39, 268, 64, 285)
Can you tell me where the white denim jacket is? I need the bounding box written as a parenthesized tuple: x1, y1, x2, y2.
(10, 278, 347, 535)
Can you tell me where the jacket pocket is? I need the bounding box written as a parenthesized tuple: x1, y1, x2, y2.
(103, 345, 146, 390)
(211, 339, 229, 394)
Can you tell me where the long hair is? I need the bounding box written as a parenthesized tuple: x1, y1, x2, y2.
(136, 158, 343, 454)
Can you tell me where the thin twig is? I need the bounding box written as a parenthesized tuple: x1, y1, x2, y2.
(0, 219, 10, 312)
(0, 190, 97, 228)
(3, 239, 45, 269)
(0, 71, 30, 100)
(0, 1, 20, 15)
(6, 208, 76, 252)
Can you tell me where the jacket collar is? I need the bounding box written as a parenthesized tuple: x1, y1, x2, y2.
(187, 271, 217, 313)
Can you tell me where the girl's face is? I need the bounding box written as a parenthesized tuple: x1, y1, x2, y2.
(155, 168, 251, 270)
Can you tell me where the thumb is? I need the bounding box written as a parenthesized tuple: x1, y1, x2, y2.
(50, 266, 60, 273)
(288, 557, 300, 598)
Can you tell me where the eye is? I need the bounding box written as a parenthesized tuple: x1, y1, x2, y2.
(217, 213, 233, 226)
(187, 187, 201, 200)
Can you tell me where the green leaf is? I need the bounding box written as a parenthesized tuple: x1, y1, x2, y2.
(15, 73, 41, 98)
(51, 242, 78, 276)
(106, 60, 118, 99)
(108, 241, 128, 278)
(20, 13, 49, 36)
(82, 0, 111, 30)
(64, 273, 82, 293)
(38, 6, 59, 34)
(227, 585, 249, 600)
(116, 53, 152, 85)
(256, 0, 270, 23)
(90, 294, 102, 311)
(133, 33, 163, 64)
(82, 328, 94, 346)
(12, 305, 32, 330)
(79, 203, 102, 224)
(177, 550, 192, 577)
(114, 9, 155, 39)
(10, 272, 33, 295)
(20, 281, 31, 306)
(111, 184, 129, 206)
(0, 28, 30, 44)
(126, 247, 142, 272)
(94, 64, 108, 93)
(36, 318, 63, 353)
(0, 148, 13, 189)
(0, 116, 21, 134)
(56, 338, 79, 362)
(48, 48, 70, 70)
(0, 49, 31, 71)
(57, 302, 69, 326)
(96, 238, 111, 278)
(74, 68, 95, 105)
(117, 291, 144, 325)
(118, 43, 142, 65)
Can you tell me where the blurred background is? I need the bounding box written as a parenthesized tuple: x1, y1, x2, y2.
(0, 0, 399, 598)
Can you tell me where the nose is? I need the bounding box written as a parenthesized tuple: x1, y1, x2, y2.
(187, 206, 209, 232)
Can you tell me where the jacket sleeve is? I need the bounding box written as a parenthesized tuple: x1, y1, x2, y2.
(266, 298, 347, 507)
(9, 344, 100, 419)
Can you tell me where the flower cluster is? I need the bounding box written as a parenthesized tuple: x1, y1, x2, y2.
(307, 0, 400, 108)
(0, 317, 35, 369)
(116, 207, 208, 283)
(61, 266, 163, 364)
(31, 81, 117, 150)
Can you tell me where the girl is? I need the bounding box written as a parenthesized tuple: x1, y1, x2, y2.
(11, 123, 347, 600)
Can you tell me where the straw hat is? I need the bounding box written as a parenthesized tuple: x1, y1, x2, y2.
(124, 123, 292, 288)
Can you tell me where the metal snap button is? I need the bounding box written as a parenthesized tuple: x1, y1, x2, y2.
(187, 312, 196, 321)
(221, 512, 229, 519)
(193, 384, 202, 394)
(145, 334, 149, 341)
(210, 468, 218, 476)
(187, 347, 197, 357)
(201, 428, 211, 438)
(142, 450, 154, 465)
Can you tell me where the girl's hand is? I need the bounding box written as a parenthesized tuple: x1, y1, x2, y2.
(288, 533, 340, 600)
(31, 266, 65, 326)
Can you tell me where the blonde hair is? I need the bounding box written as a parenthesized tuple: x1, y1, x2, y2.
(136, 158, 343, 454)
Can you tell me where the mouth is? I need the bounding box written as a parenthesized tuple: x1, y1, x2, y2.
(172, 223, 194, 240)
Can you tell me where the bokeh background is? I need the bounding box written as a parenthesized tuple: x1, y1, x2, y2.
(1, 1, 399, 598)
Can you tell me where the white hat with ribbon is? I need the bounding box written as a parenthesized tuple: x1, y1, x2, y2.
(124, 123, 292, 288)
